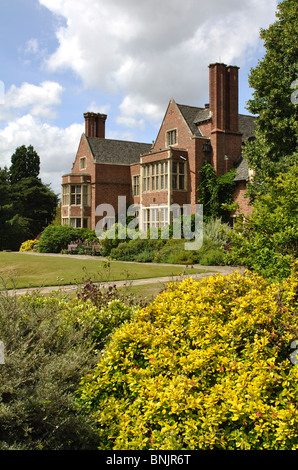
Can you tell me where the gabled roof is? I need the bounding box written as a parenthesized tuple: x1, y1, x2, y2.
(234, 156, 250, 182)
(176, 102, 256, 142)
(86, 136, 152, 165)
(238, 114, 256, 141)
(176, 103, 206, 136)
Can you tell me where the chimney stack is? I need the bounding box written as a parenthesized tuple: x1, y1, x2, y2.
(208, 63, 241, 175)
(84, 112, 107, 138)
(208, 63, 239, 132)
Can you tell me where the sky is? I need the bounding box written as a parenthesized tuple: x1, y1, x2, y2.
(0, 0, 279, 196)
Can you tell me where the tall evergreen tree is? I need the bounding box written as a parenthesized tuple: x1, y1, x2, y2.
(9, 145, 40, 185)
(11, 177, 58, 241)
(243, 0, 298, 199)
(0, 167, 13, 250)
(0, 146, 58, 250)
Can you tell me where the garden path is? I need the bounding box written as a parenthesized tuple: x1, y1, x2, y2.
(6, 252, 245, 296)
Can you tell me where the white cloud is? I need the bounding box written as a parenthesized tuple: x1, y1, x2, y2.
(86, 101, 111, 115)
(0, 115, 83, 194)
(25, 38, 39, 55)
(39, 0, 278, 126)
(0, 81, 63, 120)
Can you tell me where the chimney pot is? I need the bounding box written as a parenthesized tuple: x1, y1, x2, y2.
(84, 112, 107, 138)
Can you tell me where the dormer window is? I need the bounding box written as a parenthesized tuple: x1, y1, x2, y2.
(167, 129, 177, 146)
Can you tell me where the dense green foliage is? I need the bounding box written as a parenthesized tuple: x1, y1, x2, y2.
(107, 218, 230, 266)
(197, 162, 236, 222)
(0, 146, 58, 251)
(77, 267, 298, 450)
(9, 145, 40, 185)
(0, 168, 13, 251)
(11, 177, 57, 241)
(226, 167, 298, 280)
(243, 0, 298, 198)
(0, 284, 138, 450)
(38, 225, 98, 253)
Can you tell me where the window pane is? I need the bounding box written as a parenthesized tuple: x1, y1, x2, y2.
(179, 174, 185, 190)
(172, 175, 177, 190)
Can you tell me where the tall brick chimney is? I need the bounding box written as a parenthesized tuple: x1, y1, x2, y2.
(84, 112, 107, 138)
(208, 63, 241, 174)
(225, 65, 239, 133)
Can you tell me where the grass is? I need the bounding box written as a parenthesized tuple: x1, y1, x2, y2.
(0, 252, 211, 290)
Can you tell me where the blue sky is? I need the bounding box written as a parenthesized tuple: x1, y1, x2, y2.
(0, 0, 279, 195)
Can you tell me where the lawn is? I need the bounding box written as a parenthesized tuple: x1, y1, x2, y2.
(0, 252, 211, 290)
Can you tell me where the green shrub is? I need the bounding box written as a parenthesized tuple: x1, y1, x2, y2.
(203, 217, 231, 245)
(98, 223, 138, 256)
(226, 168, 298, 280)
(0, 293, 100, 449)
(0, 283, 139, 450)
(110, 238, 164, 262)
(77, 265, 298, 450)
(195, 238, 225, 266)
(38, 225, 98, 253)
(152, 239, 196, 265)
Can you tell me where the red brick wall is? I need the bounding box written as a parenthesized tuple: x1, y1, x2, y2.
(152, 99, 193, 152)
(93, 163, 131, 230)
(233, 181, 253, 217)
(71, 135, 95, 177)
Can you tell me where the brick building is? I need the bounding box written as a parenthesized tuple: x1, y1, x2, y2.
(61, 63, 255, 231)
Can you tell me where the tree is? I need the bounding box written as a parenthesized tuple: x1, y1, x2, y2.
(226, 166, 298, 280)
(0, 146, 58, 250)
(10, 177, 58, 244)
(0, 168, 13, 250)
(243, 0, 298, 198)
(9, 145, 40, 185)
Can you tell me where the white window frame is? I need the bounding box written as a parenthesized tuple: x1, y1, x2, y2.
(141, 205, 169, 232)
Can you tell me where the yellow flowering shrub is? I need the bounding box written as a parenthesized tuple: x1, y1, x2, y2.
(19, 239, 39, 252)
(77, 266, 298, 450)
